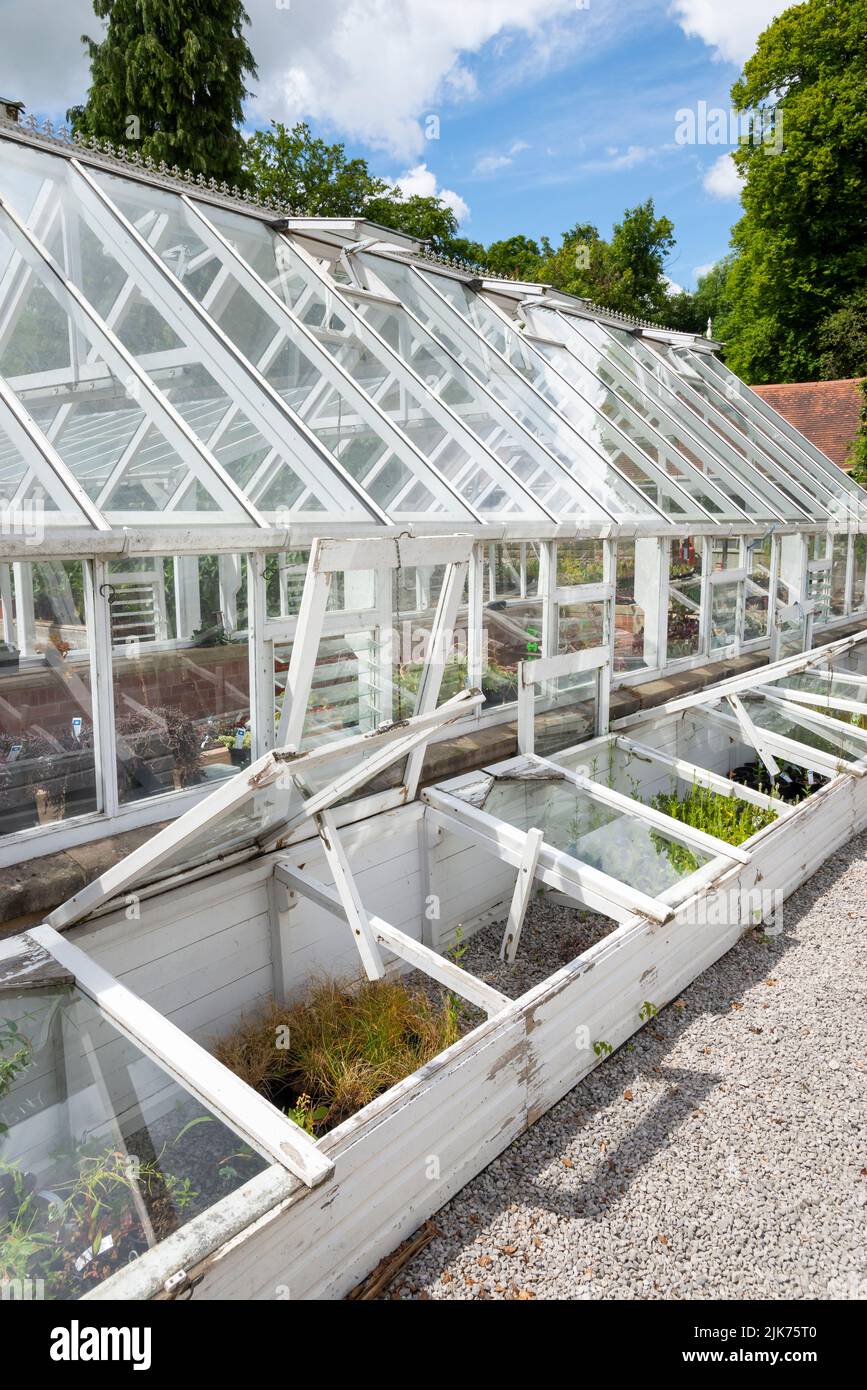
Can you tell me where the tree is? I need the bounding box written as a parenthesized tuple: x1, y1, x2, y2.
(604, 199, 676, 319)
(817, 290, 867, 379)
(719, 0, 867, 383)
(666, 258, 735, 337)
(69, 1, 256, 187)
(476, 203, 679, 322)
(848, 381, 867, 487)
(242, 121, 466, 254)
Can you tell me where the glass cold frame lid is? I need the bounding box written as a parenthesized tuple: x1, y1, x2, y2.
(462, 775, 713, 895)
(0, 955, 268, 1298)
(727, 695, 867, 762)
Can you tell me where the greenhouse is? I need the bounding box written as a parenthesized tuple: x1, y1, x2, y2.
(2, 114, 867, 1301)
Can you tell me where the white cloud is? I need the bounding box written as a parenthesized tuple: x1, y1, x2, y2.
(245, 0, 584, 160)
(584, 144, 655, 173)
(473, 140, 530, 176)
(474, 154, 514, 175)
(0, 0, 94, 115)
(669, 0, 795, 66)
(692, 260, 718, 281)
(703, 152, 744, 199)
(394, 162, 470, 222)
(664, 275, 685, 296)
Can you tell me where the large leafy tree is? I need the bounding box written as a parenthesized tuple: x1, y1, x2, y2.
(817, 290, 867, 379)
(666, 258, 735, 336)
(69, 1, 257, 187)
(486, 202, 677, 321)
(716, 0, 867, 383)
(242, 121, 465, 254)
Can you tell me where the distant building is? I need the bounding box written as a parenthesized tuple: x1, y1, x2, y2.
(752, 378, 865, 471)
(0, 96, 25, 123)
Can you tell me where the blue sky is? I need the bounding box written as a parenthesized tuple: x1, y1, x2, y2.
(2, 0, 795, 289)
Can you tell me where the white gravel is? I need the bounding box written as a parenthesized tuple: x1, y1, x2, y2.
(387, 830, 867, 1301)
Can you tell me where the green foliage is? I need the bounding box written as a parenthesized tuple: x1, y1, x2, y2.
(69, 1, 257, 187)
(848, 381, 867, 486)
(666, 258, 735, 337)
(818, 290, 867, 380)
(592, 1039, 613, 1057)
(242, 121, 462, 254)
(286, 1093, 329, 1136)
(0, 1020, 33, 1139)
(716, 0, 867, 382)
(488, 202, 678, 321)
(649, 781, 778, 875)
(638, 1001, 658, 1022)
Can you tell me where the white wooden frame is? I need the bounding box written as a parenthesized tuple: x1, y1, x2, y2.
(25, 924, 333, 1188)
(517, 645, 609, 755)
(274, 860, 510, 1016)
(47, 684, 482, 929)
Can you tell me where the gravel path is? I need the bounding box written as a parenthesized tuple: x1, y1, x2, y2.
(387, 831, 867, 1300)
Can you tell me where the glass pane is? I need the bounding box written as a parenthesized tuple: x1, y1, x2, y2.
(0, 402, 94, 528)
(675, 346, 848, 516)
(111, 188, 471, 524)
(667, 538, 702, 659)
(853, 536, 867, 611)
(0, 560, 97, 835)
(0, 970, 268, 1300)
(0, 144, 368, 523)
(830, 536, 849, 617)
(554, 316, 783, 521)
(615, 540, 658, 672)
(529, 328, 739, 519)
(652, 343, 822, 520)
(743, 535, 772, 642)
(110, 555, 250, 804)
(479, 542, 544, 707)
(471, 776, 712, 895)
(0, 212, 248, 524)
(558, 602, 606, 653)
(710, 581, 740, 651)
(364, 255, 658, 522)
(556, 539, 604, 586)
(733, 695, 867, 762)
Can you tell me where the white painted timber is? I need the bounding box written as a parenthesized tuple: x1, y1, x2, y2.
(27, 925, 333, 1188)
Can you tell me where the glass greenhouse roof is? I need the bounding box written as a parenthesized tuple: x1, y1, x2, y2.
(0, 121, 864, 540)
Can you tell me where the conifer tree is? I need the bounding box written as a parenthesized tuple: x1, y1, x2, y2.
(69, 1, 256, 187)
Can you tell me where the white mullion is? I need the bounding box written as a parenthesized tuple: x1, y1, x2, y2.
(412, 266, 671, 526)
(0, 190, 268, 528)
(584, 320, 794, 522)
(404, 559, 470, 797)
(275, 558, 332, 749)
(755, 684, 867, 719)
(69, 163, 387, 525)
(680, 346, 847, 506)
(642, 339, 820, 520)
(281, 234, 556, 521)
(483, 295, 725, 524)
(0, 375, 109, 529)
(177, 195, 477, 524)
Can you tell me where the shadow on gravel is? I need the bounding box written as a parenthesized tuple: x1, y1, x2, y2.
(396, 826, 867, 1276)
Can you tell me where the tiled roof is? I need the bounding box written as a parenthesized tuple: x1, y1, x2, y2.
(751, 378, 865, 469)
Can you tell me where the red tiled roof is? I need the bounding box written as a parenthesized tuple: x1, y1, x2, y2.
(751, 378, 865, 470)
